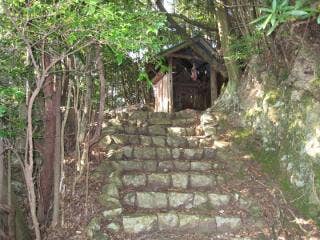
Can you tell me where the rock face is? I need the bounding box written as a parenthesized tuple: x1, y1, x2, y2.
(238, 42, 320, 216)
(89, 109, 267, 239)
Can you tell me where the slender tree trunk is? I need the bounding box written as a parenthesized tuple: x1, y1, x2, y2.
(0, 138, 4, 204)
(7, 151, 15, 240)
(89, 44, 106, 146)
(52, 64, 62, 227)
(60, 77, 72, 226)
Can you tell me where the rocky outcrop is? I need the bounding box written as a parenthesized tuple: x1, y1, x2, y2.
(238, 41, 320, 219)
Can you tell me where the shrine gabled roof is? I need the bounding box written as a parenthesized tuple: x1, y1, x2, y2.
(159, 37, 227, 77)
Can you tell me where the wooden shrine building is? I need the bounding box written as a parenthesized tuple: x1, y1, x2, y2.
(151, 37, 227, 112)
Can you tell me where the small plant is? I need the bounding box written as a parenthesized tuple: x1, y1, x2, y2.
(252, 0, 320, 35)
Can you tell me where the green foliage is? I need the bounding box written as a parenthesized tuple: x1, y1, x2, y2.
(252, 0, 319, 35)
(138, 70, 152, 89)
(230, 31, 263, 65)
(0, 86, 25, 137)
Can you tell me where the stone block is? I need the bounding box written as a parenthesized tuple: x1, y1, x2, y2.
(148, 173, 171, 188)
(190, 174, 214, 188)
(168, 127, 186, 136)
(143, 161, 158, 172)
(199, 138, 213, 147)
(191, 162, 212, 171)
(123, 192, 136, 206)
(183, 149, 203, 160)
(203, 126, 217, 137)
(148, 125, 166, 135)
(216, 216, 241, 232)
(130, 111, 149, 120)
(203, 148, 216, 159)
(134, 147, 156, 159)
(149, 117, 171, 125)
(168, 192, 193, 208)
(123, 215, 158, 234)
(106, 222, 121, 232)
(118, 161, 142, 171)
(137, 192, 167, 209)
(158, 212, 179, 230)
(200, 113, 215, 125)
(198, 216, 217, 233)
(111, 135, 129, 145)
(152, 136, 166, 147)
(178, 214, 199, 230)
(171, 173, 189, 189)
(98, 194, 121, 208)
(102, 207, 122, 219)
(208, 194, 230, 207)
(156, 148, 171, 160)
(122, 174, 146, 187)
(172, 148, 182, 159)
(140, 136, 152, 146)
(102, 183, 119, 198)
(173, 161, 190, 171)
(158, 161, 174, 172)
(128, 135, 140, 145)
(126, 126, 137, 134)
(123, 146, 133, 158)
(193, 192, 208, 207)
(187, 137, 199, 148)
(167, 136, 187, 147)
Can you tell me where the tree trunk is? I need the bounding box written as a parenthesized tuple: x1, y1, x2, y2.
(215, 0, 240, 94)
(38, 53, 56, 223)
(52, 64, 62, 227)
(89, 44, 106, 146)
(0, 138, 4, 204)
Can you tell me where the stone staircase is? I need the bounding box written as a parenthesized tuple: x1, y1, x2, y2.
(89, 109, 263, 239)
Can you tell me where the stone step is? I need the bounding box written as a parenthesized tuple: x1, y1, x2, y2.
(122, 191, 231, 210)
(113, 160, 221, 172)
(99, 134, 213, 148)
(122, 212, 241, 234)
(105, 115, 198, 128)
(122, 172, 225, 190)
(106, 146, 216, 161)
(102, 125, 202, 137)
(117, 109, 199, 122)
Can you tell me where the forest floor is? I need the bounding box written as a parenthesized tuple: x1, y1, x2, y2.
(45, 110, 320, 240)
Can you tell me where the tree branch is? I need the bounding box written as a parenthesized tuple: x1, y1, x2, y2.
(170, 13, 217, 32)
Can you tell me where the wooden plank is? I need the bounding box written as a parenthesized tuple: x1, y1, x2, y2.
(168, 57, 174, 113)
(210, 65, 218, 105)
(168, 53, 202, 61)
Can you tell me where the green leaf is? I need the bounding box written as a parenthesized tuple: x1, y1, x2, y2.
(0, 106, 7, 118)
(271, 15, 276, 26)
(260, 7, 273, 13)
(317, 15, 320, 25)
(267, 22, 279, 35)
(250, 15, 268, 25)
(116, 53, 124, 65)
(272, 0, 277, 11)
(289, 10, 308, 17)
(260, 14, 273, 30)
(280, 0, 289, 8)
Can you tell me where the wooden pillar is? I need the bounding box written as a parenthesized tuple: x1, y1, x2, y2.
(168, 57, 174, 112)
(210, 65, 218, 106)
